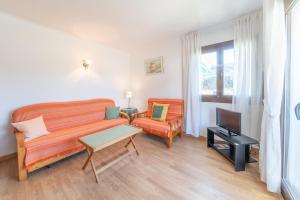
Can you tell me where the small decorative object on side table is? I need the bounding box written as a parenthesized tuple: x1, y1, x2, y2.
(121, 108, 138, 121)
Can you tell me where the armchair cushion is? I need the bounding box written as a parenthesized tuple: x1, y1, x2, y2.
(131, 116, 182, 138)
(151, 103, 169, 121)
(132, 118, 170, 137)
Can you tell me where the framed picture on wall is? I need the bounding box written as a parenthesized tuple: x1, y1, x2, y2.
(145, 56, 163, 74)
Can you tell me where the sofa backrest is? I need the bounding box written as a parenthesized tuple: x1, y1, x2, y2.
(146, 98, 184, 120)
(12, 99, 115, 132)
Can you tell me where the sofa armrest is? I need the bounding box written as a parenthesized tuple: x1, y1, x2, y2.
(15, 132, 27, 180)
(132, 111, 147, 120)
(16, 132, 25, 147)
(119, 112, 130, 121)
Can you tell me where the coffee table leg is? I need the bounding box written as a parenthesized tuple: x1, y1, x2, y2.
(82, 150, 93, 170)
(82, 150, 99, 183)
(125, 135, 137, 148)
(130, 136, 139, 156)
(90, 157, 100, 184)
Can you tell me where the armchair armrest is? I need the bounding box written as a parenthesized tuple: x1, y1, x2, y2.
(119, 112, 130, 121)
(167, 116, 183, 129)
(167, 115, 182, 123)
(132, 111, 148, 120)
(167, 116, 184, 139)
(167, 118, 180, 126)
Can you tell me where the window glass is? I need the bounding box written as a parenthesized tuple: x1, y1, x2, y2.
(201, 52, 217, 95)
(223, 49, 234, 95)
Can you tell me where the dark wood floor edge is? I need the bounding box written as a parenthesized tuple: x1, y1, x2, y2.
(281, 179, 294, 200)
(0, 152, 16, 163)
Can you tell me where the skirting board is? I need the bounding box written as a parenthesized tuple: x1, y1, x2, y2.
(0, 152, 16, 163)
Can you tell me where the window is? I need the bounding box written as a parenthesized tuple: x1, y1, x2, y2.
(201, 52, 217, 95)
(283, 2, 300, 199)
(201, 41, 234, 103)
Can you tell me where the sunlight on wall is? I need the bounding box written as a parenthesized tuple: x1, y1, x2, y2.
(67, 67, 101, 83)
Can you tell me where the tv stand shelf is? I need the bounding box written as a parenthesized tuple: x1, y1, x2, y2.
(207, 127, 259, 171)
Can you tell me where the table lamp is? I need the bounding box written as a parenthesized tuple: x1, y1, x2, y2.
(126, 91, 132, 108)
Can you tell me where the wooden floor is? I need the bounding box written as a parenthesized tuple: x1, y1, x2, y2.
(0, 134, 282, 200)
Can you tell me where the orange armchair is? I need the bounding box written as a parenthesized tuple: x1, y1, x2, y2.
(131, 98, 184, 148)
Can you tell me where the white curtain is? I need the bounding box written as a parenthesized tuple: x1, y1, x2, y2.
(232, 11, 263, 140)
(260, 0, 287, 193)
(182, 31, 202, 137)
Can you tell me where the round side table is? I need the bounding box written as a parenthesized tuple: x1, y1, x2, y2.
(121, 108, 138, 121)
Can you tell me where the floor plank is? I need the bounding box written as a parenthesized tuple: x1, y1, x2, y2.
(0, 133, 281, 200)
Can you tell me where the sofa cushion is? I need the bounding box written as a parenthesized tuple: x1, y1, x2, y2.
(105, 106, 120, 120)
(24, 118, 128, 168)
(12, 116, 49, 142)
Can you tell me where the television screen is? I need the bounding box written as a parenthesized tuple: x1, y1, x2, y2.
(216, 108, 241, 135)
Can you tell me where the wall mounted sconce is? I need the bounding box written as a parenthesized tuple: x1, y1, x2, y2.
(82, 59, 91, 70)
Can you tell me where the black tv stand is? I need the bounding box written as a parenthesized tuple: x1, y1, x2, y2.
(207, 127, 259, 171)
(218, 128, 238, 137)
(218, 128, 228, 135)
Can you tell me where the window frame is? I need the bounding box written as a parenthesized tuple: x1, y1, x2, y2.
(201, 40, 234, 103)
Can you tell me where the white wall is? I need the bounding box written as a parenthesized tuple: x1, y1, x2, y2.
(129, 38, 182, 110)
(0, 12, 131, 156)
(198, 21, 234, 46)
(129, 21, 234, 135)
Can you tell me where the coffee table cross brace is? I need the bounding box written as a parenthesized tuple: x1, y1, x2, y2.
(79, 125, 142, 184)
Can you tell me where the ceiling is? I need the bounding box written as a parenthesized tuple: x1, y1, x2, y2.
(0, 0, 262, 51)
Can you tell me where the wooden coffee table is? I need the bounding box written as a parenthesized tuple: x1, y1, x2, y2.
(79, 125, 142, 183)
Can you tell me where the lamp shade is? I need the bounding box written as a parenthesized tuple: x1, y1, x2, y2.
(126, 91, 132, 98)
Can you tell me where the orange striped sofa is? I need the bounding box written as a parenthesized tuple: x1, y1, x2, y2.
(131, 98, 184, 147)
(12, 98, 129, 181)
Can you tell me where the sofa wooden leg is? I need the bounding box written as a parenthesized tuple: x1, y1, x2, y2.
(17, 152, 28, 181)
(16, 132, 27, 181)
(179, 130, 183, 137)
(18, 167, 28, 181)
(167, 136, 173, 148)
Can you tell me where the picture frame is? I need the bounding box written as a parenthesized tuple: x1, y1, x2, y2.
(145, 56, 163, 74)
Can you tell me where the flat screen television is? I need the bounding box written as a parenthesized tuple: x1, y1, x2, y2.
(216, 108, 241, 136)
